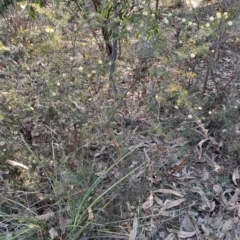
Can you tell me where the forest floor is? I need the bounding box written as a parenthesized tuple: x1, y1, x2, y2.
(1, 1, 240, 239)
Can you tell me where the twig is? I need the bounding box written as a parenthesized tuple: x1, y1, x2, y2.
(202, 59, 212, 93)
(202, 21, 227, 93)
(167, 158, 187, 179)
(105, 79, 139, 128)
(6, 159, 29, 170)
(144, 149, 153, 184)
(221, 70, 240, 90)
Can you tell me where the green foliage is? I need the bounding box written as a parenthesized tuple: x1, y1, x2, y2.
(0, 0, 46, 15)
(0, 0, 17, 14)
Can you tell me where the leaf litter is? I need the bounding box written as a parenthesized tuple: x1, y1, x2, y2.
(1, 1, 240, 239)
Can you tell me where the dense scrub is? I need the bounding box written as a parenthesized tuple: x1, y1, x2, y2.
(1, 0, 240, 239)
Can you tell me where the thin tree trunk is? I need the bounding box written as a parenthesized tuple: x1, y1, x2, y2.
(92, 0, 112, 56)
(109, 0, 118, 94)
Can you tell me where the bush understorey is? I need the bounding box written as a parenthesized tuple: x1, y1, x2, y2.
(1, 0, 240, 239)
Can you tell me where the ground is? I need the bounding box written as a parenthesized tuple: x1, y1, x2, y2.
(1, 1, 240, 239)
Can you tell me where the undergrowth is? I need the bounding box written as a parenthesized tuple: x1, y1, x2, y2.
(1, 0, 240, 239)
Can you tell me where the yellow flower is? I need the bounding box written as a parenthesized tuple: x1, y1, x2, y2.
(216, 12, 221, 19)
(19, 3, 26, 9)
(190, 53, 196, 58)
(155, 94, 161, 101)
(223, 12, 228, 19)
(209, 16, 214, 21)
(205, 23, 210, 28)
(45, 26, 54, 33)
(164, 18, 169, 24)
